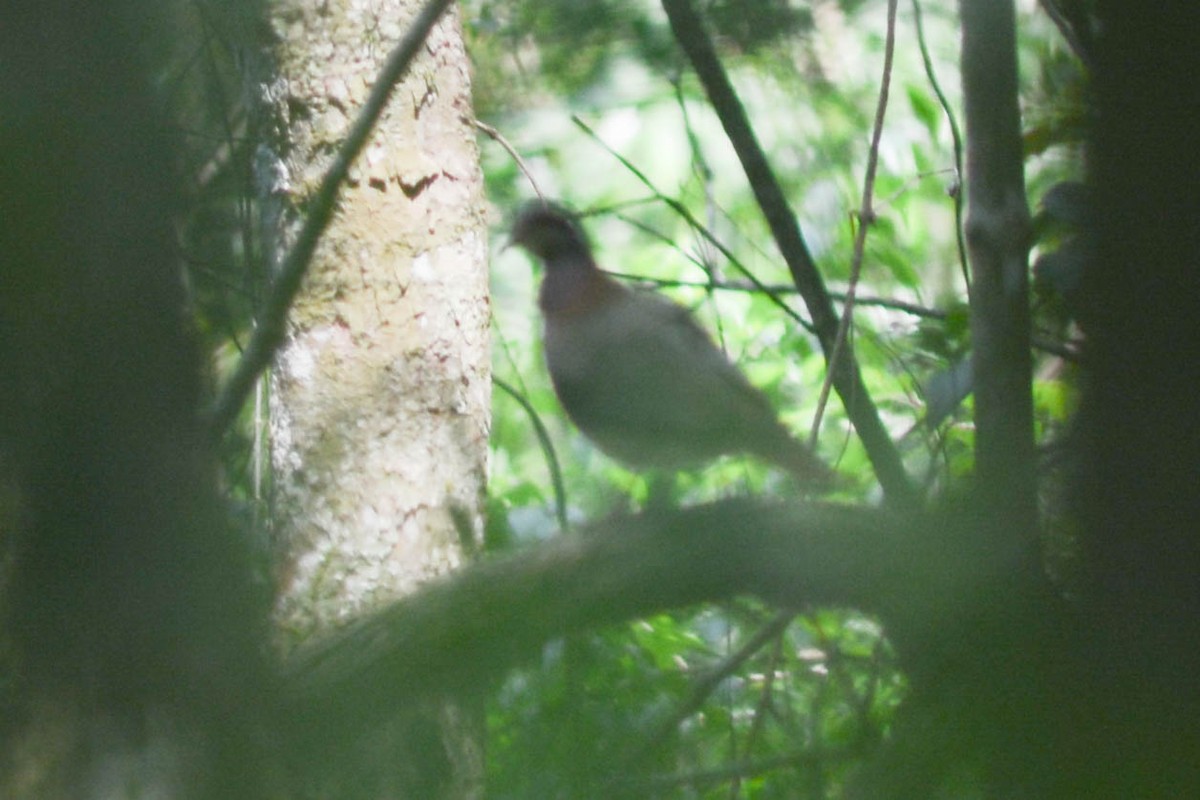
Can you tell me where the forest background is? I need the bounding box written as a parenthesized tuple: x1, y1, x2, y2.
(1, 0, 1197, 798)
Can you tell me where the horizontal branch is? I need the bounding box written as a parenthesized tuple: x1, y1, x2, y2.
(279, 499, 989, 757)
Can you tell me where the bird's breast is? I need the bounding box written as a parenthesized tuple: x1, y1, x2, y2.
(542, 297, 631, 383)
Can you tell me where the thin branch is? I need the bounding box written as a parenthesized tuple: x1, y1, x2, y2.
(1038, 0, 1095, 70)
(611, 267, 1077, 361)
(203, 0, 457, 438)
(472, 118, 546, 202)
(673, 74, 716, 199)
(608, 270, 948, 319)
(810, 0, 900, 448)
(912, 0, 970, 290)
(739, 620, 787, 786)
(493, 376, 569, 534)
(660, 0, 918, 509)
(611, 210, 817, 337)
(571, 116, 817, 335)
(621, 610, 796, 771)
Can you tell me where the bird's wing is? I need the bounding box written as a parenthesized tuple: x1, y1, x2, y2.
(648, 296, 784, 426)
(648, 300, 834, 484)
(547, 289, 788, 466)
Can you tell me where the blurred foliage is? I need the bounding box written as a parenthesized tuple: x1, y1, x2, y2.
(487, 604, 903, 797)
(146, 0, 269, 513)
(465, 0, 823, 120)
(156, 0, 1093, 795)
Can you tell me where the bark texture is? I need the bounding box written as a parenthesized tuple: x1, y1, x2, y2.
(259, 0, 489, 640)
(256, 0, 489, 795)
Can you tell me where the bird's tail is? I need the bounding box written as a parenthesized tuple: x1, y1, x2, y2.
(761, 436, 841, 493)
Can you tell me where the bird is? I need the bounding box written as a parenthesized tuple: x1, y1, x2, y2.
(507, 201, 836, 489)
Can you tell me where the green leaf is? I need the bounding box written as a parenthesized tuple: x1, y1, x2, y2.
(907, 84, 942, 139)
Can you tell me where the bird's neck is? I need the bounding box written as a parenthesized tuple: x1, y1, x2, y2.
(538, 255, 625, 317)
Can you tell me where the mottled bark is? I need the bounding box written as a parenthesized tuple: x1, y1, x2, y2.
(256, 0, 488, 795)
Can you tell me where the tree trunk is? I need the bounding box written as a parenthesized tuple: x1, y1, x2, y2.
(0, 4, 267, 798)
(254, 0, 489, 795)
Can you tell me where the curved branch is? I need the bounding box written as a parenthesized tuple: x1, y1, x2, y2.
(493, 376, 569, 534)
(280, 499, 968, 757)
(912, 0, 970, 289)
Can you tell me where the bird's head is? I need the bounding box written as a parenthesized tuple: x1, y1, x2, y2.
(508, 201, 592, 264)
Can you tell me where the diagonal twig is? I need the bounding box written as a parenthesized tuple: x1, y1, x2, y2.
(493, 376, 570, 535)
(571, 116, 817, 335)
(660, 0, 918, 508)
(810, 0, 899, 447)
(203, 0, 457, 439)
(619, 609, 796, 773)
